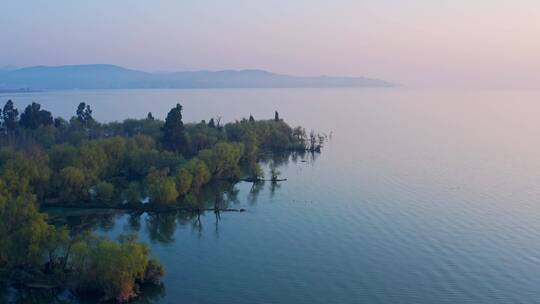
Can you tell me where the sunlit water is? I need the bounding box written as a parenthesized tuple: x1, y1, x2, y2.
(3, 88, 540, 303)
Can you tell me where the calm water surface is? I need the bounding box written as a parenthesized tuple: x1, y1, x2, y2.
(3, 88, 540, 303)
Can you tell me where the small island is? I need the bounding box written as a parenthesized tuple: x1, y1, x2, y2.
(0, 100, 323, 302)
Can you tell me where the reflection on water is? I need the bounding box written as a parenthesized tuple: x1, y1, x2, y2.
(14, 151, 312, 303)
(8, 156, 306, 304)
(48, 151, 311, 243)
(3, 283, 167, 304)
(8, 88, 540, 304)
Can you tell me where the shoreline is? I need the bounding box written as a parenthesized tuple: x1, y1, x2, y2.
(41, 203, 247, 213)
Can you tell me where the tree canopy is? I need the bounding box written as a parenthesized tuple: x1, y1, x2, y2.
(2, 100, 19, 132)
(20, 102, 53, 129)
(0, 99, 323, 302)
(162, 103, 187, 153)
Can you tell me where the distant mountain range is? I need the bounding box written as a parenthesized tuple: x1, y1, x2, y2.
(0, 64, 394, 90)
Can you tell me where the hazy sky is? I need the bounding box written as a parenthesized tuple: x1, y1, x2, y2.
(2, 0, 540, 88)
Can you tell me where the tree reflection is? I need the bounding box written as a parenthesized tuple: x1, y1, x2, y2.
(49, 211, 119, 235)
(128, 212, 142, 232)
(133, 282, 166, 304)
(3, 286, 79, 304)
(146, 213, 177, 244)
(3, 283, 166, 304)
(47, 150, 318, 243)
(269, 180, 281, 197)
(248, 182, 264, 205)
(190, 211, 203, 238)
(225, 187, 240, 205)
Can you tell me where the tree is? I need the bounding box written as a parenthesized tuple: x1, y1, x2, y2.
(0, 193, 53, 268)
(208, 118, 216, 128)
(249, 114, 255, 122)
(19, 102, 53, 129)
(122, 182, 142, 204)
(308, 130, 322, 152)
(70, 234, 162, 302)
(147, 112, 154, 120)
(162, 103, 187, 152)
(144, 259, 165, 285)
(175, 168, 193, 196)
(186, 159, 211, 190)
(2, 100, 19, 132)
(270, 163, 281, 183)
(43, 225, 70, 268)
(76, 102, 94, 125)
(274, 111, 279, 121)
(145, 170, 179, 205)
(198, 142, 244, 179)
(59, 166, 88, 202)
(54, 117, 68, 129)
(93, 181, 115, 204)
(0, 149, 51, 199)
(292, 127, 307, 149)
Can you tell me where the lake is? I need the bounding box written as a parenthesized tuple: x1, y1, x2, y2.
(2, 88, 540, 303)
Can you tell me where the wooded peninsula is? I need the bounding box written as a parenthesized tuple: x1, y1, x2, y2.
(0, 100, 323, 302)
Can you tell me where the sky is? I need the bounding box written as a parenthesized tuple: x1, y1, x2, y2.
(1, 0, 540, 88)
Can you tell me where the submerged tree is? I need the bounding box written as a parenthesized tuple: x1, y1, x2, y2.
(308, 130, 324, 152)
(270, 166, 281, 183)
(162, 103, 187, 153)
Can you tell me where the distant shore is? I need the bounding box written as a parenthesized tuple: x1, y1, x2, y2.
(0, 88, 40, 93)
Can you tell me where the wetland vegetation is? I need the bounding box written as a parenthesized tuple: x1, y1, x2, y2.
(0, 99, 323, 302)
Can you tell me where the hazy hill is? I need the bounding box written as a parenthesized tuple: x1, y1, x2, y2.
(0, 64, 394, 90)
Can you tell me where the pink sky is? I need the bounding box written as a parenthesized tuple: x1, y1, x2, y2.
(1, 0, 540, 88)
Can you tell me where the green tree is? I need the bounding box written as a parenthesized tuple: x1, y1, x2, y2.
(54, 117, 68, 129)
(2, 100, 19, 132)
(144, 259, 165, 284)
(122, 181, 142, 204)
(162, 103, 187, 153)
(208, 118, 215, 128)
(0, 194, 53, 268)
(93, 181, 115, 204)
(0, 149, 51, 198)
(185, 159, 211, 190)
(145, 170, 179, 205)
(48, 144, 79, 170)
(198, 142, 244, 179)
(76, 102, 94, 125)
(70, 234, 161, 302)
(78, 142, 108, 181)
(59, 166, 88, 202)
(175, 168, 193, 196)
(19, 102, 53, 129)
(43, 225, 70, 267)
